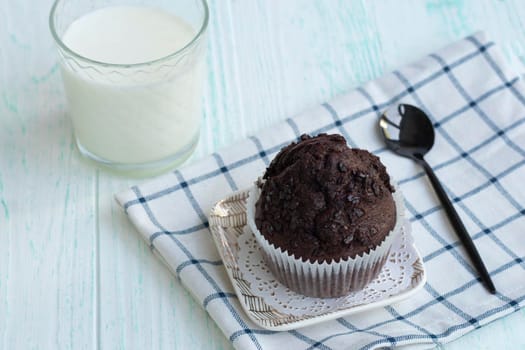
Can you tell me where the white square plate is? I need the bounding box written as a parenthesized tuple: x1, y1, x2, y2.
(209, 190, 427, 331)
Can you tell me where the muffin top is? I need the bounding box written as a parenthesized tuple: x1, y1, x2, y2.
(254, 133, 396, 263)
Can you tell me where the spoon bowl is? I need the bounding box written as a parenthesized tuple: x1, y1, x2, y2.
(379, 103, 496, 294)
(379, 104, 435, 159)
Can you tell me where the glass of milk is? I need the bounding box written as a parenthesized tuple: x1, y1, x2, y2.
(49, 0, 208, 174)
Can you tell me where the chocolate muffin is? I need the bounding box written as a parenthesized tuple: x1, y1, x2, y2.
(255, 133, 396, 262)
(247, 133, 404, 297)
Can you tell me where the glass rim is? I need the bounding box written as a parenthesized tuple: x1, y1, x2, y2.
(49, 0, 209, 68)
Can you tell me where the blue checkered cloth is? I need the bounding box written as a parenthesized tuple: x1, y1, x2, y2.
(116, 32, 525, 350)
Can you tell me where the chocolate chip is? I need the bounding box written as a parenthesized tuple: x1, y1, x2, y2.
(343, 234, 354, 244)
(372, 182, 381, 196)
(356, 227, 372, 245)
(353, 207, 364, 218)
(347, 194, 360, 204)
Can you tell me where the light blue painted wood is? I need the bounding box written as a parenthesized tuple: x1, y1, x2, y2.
(0, 0, 524, 349)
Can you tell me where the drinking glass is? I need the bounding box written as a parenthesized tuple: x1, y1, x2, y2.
(49, 0, 209, 174)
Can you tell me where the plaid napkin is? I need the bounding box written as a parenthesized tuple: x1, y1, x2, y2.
(116, 32, 525, 350)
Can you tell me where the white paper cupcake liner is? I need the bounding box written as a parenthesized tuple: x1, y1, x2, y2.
(246, 183, 405, 298)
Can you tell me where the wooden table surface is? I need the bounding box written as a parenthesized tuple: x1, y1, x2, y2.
(2, 1, 525, 349)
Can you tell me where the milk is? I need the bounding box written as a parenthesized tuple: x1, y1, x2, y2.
(60, 6, 205, 164)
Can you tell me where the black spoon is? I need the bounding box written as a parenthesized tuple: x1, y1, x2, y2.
(379, 103, 496, 294)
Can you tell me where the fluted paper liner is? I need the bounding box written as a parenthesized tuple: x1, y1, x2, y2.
(246, 184, 405, 298)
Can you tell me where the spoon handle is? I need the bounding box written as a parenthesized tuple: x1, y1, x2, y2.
(416, 155, 496, 294)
